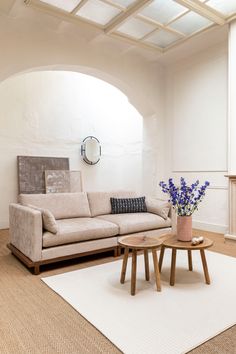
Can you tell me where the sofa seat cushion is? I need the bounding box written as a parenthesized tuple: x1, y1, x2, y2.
(43, 217, 119, 248)
(97, 213, 171, 235)
(19, 192, 91, 220)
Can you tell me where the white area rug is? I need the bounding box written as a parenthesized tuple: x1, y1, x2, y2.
(42, 250, 236, 354)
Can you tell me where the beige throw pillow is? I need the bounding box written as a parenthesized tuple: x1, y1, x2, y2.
(27, 204, 58, 234)
(146, 198, 170, 220)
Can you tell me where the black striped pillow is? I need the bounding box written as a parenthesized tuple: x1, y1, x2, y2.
(110, 197, 147, 214)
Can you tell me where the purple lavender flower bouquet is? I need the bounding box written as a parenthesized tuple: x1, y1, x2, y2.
(159, 177, 210, 216)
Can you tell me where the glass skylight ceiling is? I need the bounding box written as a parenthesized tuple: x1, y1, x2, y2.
(117, 18, 156, 39)
(40, 0, 81, 12)
(76, 0, 121, 26)
(139, 0, 187, 25)
(206, 0, 236, 16)
(111, 0, 136, 9)
(35, 0, 236, 52)
(169, 11, 213, 35)
(144, 29, 182, 48)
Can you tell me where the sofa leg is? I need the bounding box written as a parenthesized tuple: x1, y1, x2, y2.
(33, 265, 40, 275)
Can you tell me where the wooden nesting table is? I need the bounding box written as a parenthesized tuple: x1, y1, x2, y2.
(118, 235, 162, 296)
(159, 235, 213, 286)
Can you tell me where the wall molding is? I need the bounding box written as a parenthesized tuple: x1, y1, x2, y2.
(193, 220, 227, 234)
(224, 233, 236, 241)
(207, 185, 228, 190)
(172, 170, 228, 173)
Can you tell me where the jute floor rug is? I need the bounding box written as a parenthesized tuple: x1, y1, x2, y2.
(42, 249, 236, 354)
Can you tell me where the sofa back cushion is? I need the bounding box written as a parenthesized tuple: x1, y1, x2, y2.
(87, 191, 137, 217)
(19, 192, 91, 220)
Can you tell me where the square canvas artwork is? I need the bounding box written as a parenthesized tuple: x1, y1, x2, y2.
(45, 170, 82, 193)
(17, 156, 69, 194)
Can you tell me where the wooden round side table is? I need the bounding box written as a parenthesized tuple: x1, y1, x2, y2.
(118, 235, 163, 296)
(159, 234, 213, 286)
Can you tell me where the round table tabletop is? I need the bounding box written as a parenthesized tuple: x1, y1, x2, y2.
(163, 236, 213, 250)
(118, 235, 163, 249)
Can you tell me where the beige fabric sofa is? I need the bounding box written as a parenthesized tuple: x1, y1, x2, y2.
(8, 191, 172, 274)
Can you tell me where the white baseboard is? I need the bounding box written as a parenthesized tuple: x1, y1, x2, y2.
(193, 220, 227, 234)
(224, 233, 236, 241)
(0, 221, 9, 230)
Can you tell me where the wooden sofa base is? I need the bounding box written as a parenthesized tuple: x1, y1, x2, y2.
(7, 243, 120, 275)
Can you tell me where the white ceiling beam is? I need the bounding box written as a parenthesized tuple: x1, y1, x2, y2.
(71, 0, 90, 14)
(163, 22, 216, 52)
(104, 0, 153, 34)
(174, 0, 225, 25)
(99, 0, 125, 11)
(137, 14, 186, 37)
(227, 14, 236, 24)
(24, 0, 104, 29)
(110, 32, 163, 53)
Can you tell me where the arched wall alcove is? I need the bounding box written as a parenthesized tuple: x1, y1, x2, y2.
(0, 6, 167, 228)
(0, 64, 155, 121)
(0, 69, 146, 228)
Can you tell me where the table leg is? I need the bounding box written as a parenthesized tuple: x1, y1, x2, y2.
(120, 247, 129, 284)
(188, 250, 193, 271)
(131, 250, 137, 296)
(159, 246, 165, 272)
(117, 246, 121, 257)
(152, 249, 161, 292)
(200, 249, 210, 284)
(170, 249, 177, 286)
(144, 249, 150, 281)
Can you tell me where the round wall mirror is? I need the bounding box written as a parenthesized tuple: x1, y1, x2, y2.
(81, 136, 101, 165)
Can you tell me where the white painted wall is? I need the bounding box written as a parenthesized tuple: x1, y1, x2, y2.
(0, 1, 231, 234)
(0, 71, 144, 228)
(164, 42, 228, 233)
(0, 1, 166, 228)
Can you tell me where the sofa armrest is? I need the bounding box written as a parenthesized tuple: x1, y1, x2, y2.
(9, 203, 43, 262)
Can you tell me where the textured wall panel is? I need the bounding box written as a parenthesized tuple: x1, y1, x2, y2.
(45, 170, 82, 193)
(17, 156, 69, 194)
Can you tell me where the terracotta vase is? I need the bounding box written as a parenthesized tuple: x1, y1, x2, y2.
(177, 215, 192, 242)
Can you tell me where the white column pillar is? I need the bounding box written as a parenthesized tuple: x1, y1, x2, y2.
(228, 20, 236, 173)
(225, 176, 236, 240)
(225, 21, 236, 240)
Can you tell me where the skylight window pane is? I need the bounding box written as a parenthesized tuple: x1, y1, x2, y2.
(76, 0, 121, 25)
(40, 0, 80, 12)
(139, 0, 187, 25)
(144, 29, 181, 48)
(117, 18, 156, 39)
(111, 0, 136, 8)
(207, 0, 236, 15)
(169, 11, 212, 35)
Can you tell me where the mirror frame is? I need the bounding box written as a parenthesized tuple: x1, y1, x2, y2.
(81, 136, 101, 165)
